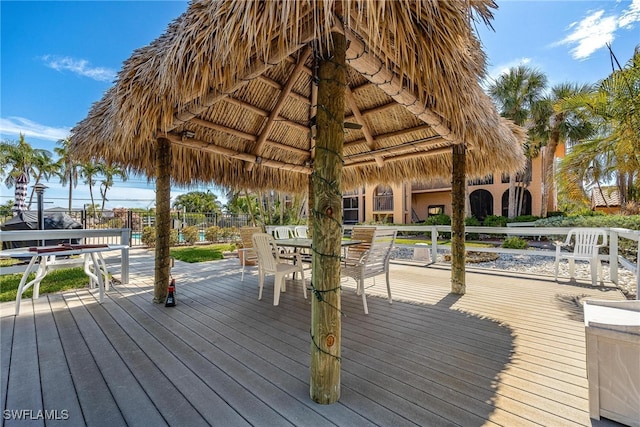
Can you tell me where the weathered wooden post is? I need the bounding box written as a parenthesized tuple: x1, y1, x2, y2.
(310, 30, 346, 404)
(154, 137, 172, 303)
(451, 143, 466, 294)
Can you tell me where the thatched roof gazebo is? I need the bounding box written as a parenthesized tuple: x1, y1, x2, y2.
(71, 0, 526, 404)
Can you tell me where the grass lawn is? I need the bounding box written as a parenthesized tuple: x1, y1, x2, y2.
(170, 243, 236, 263)
(0, 268, 91, 303)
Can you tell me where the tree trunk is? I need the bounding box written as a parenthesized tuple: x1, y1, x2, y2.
(542, 128, 560, 217)
(451, 144, 466, 294)
(153, 137, 172, 304)
(68, 170, 73, 214)
(310, 30, 345, 404)
(508, 173, 516, 218)
(244, 189, 257, 226)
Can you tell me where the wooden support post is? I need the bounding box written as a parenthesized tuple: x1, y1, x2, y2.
(451, 143, 466, 294)
(153, 137, 172, 303)
(310, 31, 346, 404)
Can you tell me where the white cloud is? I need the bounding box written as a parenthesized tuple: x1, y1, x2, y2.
(0, 117, 70, 141)
(619, 0, 640, 28)
(559, 10, 617, 60)
(41, 55, 116, 82)
(556, 1, 640, 60)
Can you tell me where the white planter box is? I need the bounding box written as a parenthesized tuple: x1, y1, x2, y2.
(584, 299, 640, 427)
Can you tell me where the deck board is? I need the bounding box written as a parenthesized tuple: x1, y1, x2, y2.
(1, 248, 629, 426)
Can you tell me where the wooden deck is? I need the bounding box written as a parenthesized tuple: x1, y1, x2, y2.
(1, 248, 627, 426)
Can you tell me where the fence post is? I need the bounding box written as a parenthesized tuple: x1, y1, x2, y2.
(120, 229, 130, 284)
(431, 225, 438, 263)
(609, 230, 618, 284)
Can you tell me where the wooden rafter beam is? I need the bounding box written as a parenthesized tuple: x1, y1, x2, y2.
(344, 28, 458, 143)
(344, 145, 452, 169)
(168, 15, 317, 132)
(345, 135, 445, 163)
(256, 75, 311, 105)
(165, 133, 311, 175)
(345, 87, 383, 167)
(188, 117, 309, 157)
(222, 97, 309, 133)
(344, 124, 435, 150)
(248, 46, 313, 171)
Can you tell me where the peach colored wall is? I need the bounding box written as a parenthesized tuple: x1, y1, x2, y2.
(358, 155, 547, 223)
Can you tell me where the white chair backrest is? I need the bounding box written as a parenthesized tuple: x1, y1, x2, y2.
(252, 233, 279, 273)
(273, 227, 291, 240)
(566, 228, 607, 257)
(362, 229, 397, 274)
(294, 226, 308, 238)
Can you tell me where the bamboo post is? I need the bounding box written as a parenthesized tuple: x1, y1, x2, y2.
(153, 137, 172, 303)
(451, 143, 466, 294)
(310, 31, 346, 404)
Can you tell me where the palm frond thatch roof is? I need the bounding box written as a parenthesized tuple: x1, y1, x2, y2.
(71, 0, 526, 193)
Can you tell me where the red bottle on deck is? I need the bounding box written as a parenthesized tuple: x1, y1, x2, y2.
(165, 278, 176, 307)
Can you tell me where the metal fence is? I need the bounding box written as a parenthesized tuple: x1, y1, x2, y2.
(1, 209, 252, 247)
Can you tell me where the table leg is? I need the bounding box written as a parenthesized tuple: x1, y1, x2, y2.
(90, 252, 105, 303)
(15, 255, 48, 316)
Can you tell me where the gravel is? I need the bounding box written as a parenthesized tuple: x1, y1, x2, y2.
(391, 247, 638, 300)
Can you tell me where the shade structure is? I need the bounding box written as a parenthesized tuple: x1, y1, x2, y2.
(69, 0, 530, 406)
(70, 0, 527, 192)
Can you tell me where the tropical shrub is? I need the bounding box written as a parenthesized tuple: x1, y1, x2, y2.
(204, 226, 222, 242)
(502, 236, 528, 249)
(483, 215, 507, 227)
(182, 225, 200, 245)
(141, 226, 156, 247)
(141, 226, 179, 247)
(423, 213, 451, 225)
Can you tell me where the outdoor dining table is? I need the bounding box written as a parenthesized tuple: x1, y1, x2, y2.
(0, 243, 128, 315)
(274, 238, 363, 251)
(273, 237, 363, 265)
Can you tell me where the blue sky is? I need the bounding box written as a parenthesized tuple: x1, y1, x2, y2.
(1, 0, 639, 210)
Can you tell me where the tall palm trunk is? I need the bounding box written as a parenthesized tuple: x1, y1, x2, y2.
(153, 138, 172, 304)
(451, 144, 466, 294)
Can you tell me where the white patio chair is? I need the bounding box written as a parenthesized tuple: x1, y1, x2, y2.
(294, 225, 308, 238)
(342, 229, 396, 314)
(554, 228, 607, 287)
(239, 226, 261, 281)
(273, 226, 291, 240)
(252, 233, 306, 306)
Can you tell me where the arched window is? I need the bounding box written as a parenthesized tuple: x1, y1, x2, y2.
(501, 188, 532, 217)
(469, 189, 493, 221)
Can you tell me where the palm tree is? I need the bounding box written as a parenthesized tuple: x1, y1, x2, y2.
(27, 150, 59, 209)
(556, 48, 640, 209)
(54, 137, 80, 214)
(530, 82, 596, 217)
(99, 164, 128, 212)
(0, 133, 50, 214)
(488, 65, 547, 217)
(80, 162, 101, 221)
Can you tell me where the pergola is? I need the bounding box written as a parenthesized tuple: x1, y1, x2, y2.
(71, 0, 526, 404)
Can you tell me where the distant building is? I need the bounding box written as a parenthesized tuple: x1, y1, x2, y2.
(343, 149, 556, 224)
(590, 187, 621, 214)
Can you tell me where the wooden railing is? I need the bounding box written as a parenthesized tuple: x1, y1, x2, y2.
(343, 224, 639, 298)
